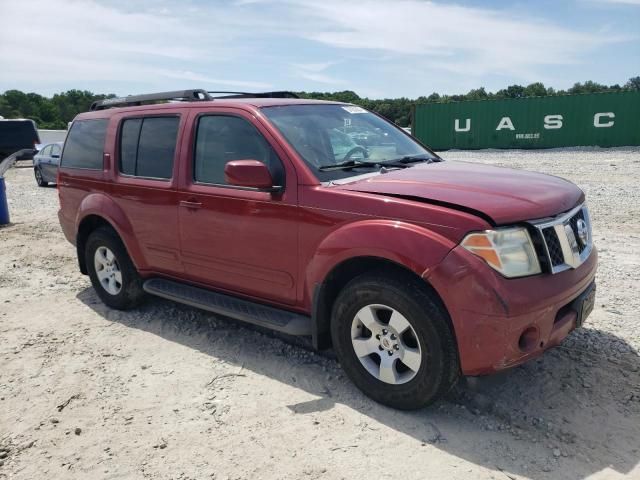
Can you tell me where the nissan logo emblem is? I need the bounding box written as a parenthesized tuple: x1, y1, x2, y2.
(576, 219, 589, 246)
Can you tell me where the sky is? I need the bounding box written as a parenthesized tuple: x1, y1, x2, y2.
(0, 0, 638, 99)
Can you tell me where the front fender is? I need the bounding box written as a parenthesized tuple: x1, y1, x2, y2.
(76, 193, 146, 270)
(305, 219, 456, 301)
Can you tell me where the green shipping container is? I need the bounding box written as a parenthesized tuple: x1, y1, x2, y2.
(412, 90, 640, 150)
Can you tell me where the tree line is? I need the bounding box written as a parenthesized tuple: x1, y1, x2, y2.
(1, 77, 638, 129)
(298, 77, 640, 126)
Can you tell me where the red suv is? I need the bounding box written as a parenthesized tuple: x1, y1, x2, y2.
(57, 89, 597, 409)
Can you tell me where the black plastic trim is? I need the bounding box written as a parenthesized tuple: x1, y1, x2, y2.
(143, 278, 311, 336)
(311, 282, 331, 350)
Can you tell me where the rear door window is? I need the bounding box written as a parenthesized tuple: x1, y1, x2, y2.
(119, 116, 179, 179)
(51, 144, 61, 157)
(61, 119, 108, 169)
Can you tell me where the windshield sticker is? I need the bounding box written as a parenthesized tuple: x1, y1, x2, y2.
(342, 106, 367, 114)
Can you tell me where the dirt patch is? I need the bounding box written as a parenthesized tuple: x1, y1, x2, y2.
(0, 148, 639, 479)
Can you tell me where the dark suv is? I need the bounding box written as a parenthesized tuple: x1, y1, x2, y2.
(57, 89, 597, 409)
(0, 118, 39, 161)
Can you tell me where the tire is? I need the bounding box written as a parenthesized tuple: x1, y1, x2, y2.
(34, 168, 47, 187)
(331, 272, 459, 410)
(85, 226, 145, 310)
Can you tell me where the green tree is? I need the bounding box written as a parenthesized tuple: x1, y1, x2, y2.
(523, 82, 548, 97)
(568, 80, 608, 94)
(495, 84, 526, 99)
(625, 76, 640, 91)
(465, 87, 490, 101)
(0, 89, 116, 129)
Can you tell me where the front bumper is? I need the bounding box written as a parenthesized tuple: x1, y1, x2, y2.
(425, 244, 598, 376)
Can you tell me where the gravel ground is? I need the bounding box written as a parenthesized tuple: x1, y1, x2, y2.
(0, 147, 639, 480)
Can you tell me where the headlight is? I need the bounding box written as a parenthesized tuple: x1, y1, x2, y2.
(461, 227, 541, 278)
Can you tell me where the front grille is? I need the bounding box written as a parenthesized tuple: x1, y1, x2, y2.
(542, 227, 564, 266)
(531, 204, 593, 274)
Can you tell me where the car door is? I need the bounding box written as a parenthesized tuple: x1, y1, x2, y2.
(177, 108, 299, 306)
(109, 112, 185, 275)
(47, 144, 62, 182)
(37, 145, 53, 179)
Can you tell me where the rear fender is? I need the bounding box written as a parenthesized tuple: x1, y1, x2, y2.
(75, 193, 145, 271)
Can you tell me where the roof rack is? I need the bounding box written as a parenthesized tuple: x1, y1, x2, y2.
(207, 91, 300, 99)
(90, 89, 300, 110)
(90, 89, 211, 111)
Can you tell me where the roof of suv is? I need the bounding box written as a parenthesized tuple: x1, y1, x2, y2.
(203, 98, 346, 107)
(76, 97, 347, 120)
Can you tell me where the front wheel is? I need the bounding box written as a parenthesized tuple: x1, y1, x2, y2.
(331, 272, 459, 409)
(85, 226, 145, 310)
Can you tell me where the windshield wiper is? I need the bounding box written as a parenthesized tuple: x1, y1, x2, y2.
(318, 160, 380, 171)
(318, 154, 439, 172)
(377, 154, 437, 168)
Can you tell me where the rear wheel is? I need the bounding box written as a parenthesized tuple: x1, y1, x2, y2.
(34, 168, 47, 187)
(85, 226, 145, 310)
(331, 272, 459, 409)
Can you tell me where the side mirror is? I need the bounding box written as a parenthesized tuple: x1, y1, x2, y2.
(224, 160, 280, 191)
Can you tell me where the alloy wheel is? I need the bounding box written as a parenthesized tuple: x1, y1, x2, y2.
(350, 304, 422, 385)
(94, 246, 123, 295)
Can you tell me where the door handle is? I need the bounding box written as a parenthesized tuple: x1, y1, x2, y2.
(180, 200, 203, 209)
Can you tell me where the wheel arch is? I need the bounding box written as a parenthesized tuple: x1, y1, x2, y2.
(311, 255, 456, 351)
(76, 215, 115, 274)
(75, 194, 143, 275)
(305, 219, 457, 350)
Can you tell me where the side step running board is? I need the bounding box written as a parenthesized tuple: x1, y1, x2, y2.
(143, 278, 312, 336)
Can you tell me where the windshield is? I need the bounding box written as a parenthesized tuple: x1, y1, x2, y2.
(261, 104, 438, 181)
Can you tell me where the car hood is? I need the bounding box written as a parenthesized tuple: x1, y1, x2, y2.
(333, 161, 584, 225)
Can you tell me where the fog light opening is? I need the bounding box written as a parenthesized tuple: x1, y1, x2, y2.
(518, 327, 539, 353)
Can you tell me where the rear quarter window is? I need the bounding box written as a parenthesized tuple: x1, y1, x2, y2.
(61, 119, 108, 169)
